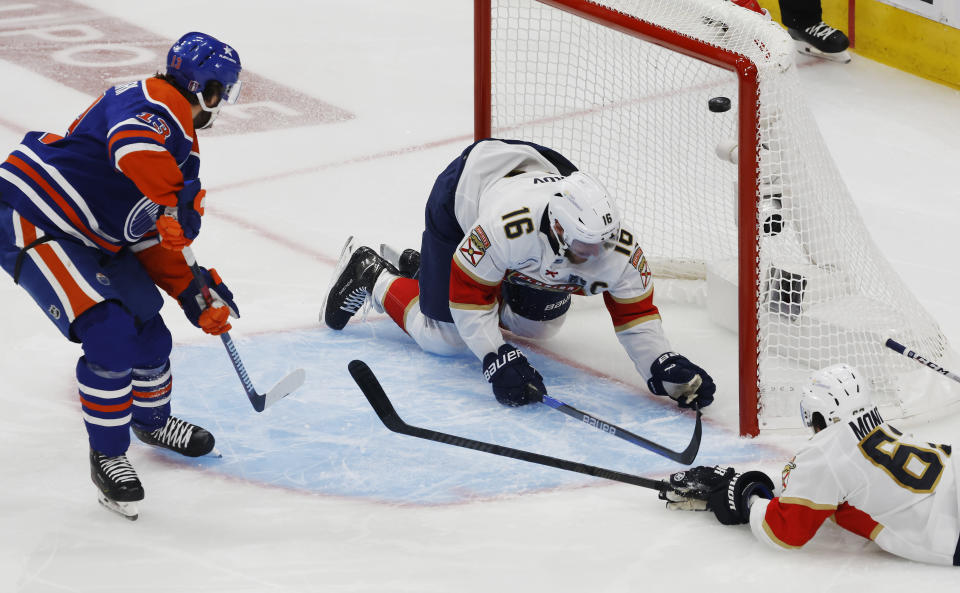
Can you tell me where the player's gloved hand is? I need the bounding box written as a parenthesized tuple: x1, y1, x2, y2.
(707, 469, 775, 525)
(177, 267, 239, 335)
(482, 344, 546, 407)
(659, 465, 734, 511)
(156, 179, 206, 251)
(648, 352, 716, 409)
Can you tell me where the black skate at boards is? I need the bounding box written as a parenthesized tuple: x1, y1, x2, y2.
(90, 449, 144, 520)
(788, 22, 851, 63)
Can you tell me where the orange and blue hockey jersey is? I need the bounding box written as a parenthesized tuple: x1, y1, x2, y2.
(0, 77, 199, 296)
(0, 78, 198, 252)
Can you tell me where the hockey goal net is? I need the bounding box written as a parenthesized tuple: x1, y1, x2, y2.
(476, 0, 959, 435)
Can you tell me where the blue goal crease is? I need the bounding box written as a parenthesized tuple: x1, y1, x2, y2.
(160, 323, 776, 504)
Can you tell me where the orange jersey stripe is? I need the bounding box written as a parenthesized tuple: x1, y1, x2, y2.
(67, 93, 104, 135)
(5, 155, 120, 252)
(81, 397, 132, 413)
(143, 78, 195, 137)
(32, 240, 100, 318)
(133, 385, 172, 399)
(133, 242, 193, 297)
(115, 149, 183, 207)
(107, 128, 166, 154)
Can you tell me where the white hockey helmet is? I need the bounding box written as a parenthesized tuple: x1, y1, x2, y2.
(799, 363, 873, 429)
(547, 172, 621, 260)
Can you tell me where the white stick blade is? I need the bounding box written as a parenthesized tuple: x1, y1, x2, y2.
(263, 368, 306, 409)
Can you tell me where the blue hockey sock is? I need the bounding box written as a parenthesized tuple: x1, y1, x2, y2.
(76, 357, 132, 457)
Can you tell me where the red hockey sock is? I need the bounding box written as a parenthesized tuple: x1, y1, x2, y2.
(382, 277, 420, 332)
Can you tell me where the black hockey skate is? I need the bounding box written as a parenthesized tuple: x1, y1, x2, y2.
(132, 416, 215, 457)
(788, 22, 851, 63)
(90, 448, 144, 520)
(322, 238, 399, 330)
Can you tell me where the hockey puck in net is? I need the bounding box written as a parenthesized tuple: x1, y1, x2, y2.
(708, 96, 732, 112)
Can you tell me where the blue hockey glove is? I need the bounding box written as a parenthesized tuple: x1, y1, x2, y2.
(157, 179, 205, 250)
(177, 267, 239, 335)
(482, 344, 546, 407)
(648, 352, 716, 409)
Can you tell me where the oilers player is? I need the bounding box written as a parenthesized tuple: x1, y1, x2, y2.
(0, 32, 242, 519)
(664, 363, 960, 566)
(322, 138, 715, 411)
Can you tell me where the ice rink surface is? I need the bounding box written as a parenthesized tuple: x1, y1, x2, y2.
(1, 1, 960, 591)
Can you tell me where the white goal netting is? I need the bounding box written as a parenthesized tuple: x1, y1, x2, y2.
(483, 0, 959, 431)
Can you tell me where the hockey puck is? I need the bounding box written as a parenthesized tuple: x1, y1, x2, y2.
(708, 96, 731, 113)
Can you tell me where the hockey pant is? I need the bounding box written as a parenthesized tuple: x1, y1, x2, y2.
(0, 205, 174, 455)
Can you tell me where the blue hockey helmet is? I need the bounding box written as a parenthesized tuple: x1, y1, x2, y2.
(166, 32, 242, 126)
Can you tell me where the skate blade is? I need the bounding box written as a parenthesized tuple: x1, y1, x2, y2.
(379, 243, 402, 268)
(97, 492, 139, 521)
(795, 43, 851, 63)
(320, 236, 357, 324)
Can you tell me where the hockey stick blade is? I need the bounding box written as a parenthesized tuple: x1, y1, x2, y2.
(180, 244, 303, 412)
(262, 367, 307, 410)
(541, 394, 702, 465)
(347, 360, 670, 492)
(885, 338, 960, 385)
(221, 332, 304, 412)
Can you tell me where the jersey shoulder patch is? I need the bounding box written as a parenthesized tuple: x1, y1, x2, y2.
(459, 225, 491, 267)
(629, 245, 652, 291)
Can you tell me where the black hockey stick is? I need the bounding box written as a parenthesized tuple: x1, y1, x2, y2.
(348, 360, 670, 493)
(181, 245, 305, 412)
(541, 394, 701, 464)
(885, 338, 960, 385)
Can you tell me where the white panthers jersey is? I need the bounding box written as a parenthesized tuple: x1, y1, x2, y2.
(445, 139, 670, 376)
(749, 407, 960, 565)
